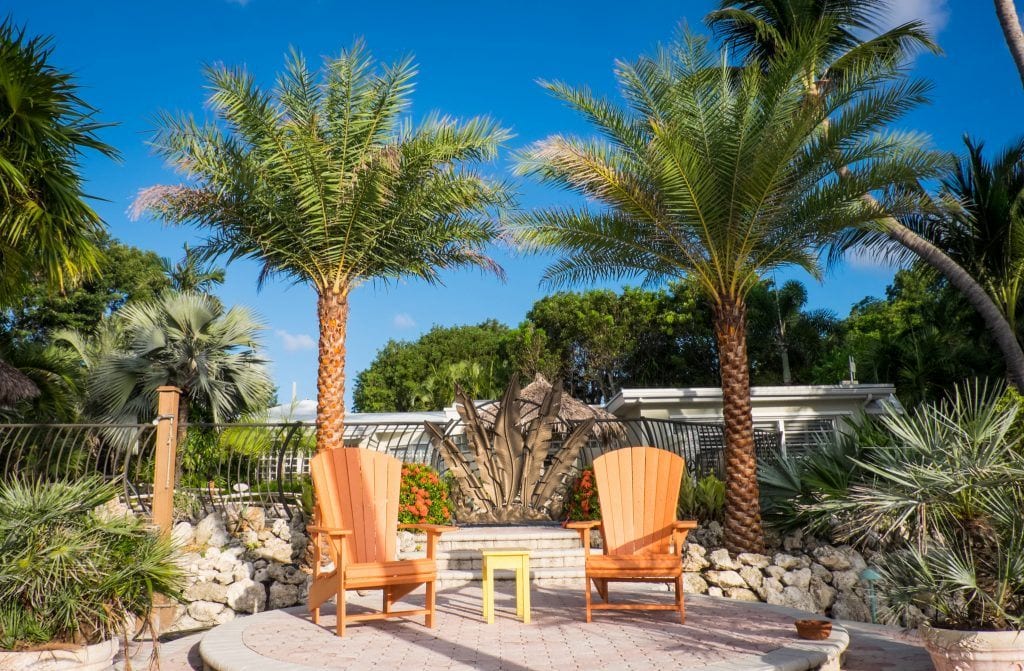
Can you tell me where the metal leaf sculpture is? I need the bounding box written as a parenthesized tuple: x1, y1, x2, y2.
(424, 377, 595, 522)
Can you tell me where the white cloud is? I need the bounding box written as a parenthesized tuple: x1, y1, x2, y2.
(393, 313, 416, 329)
(276, 330, 315, 351)
(880, 0, 949, 35)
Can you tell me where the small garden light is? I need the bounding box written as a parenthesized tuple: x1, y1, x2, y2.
(860, 567, 882, 623)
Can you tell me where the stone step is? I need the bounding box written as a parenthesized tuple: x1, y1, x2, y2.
(438, 567, 584, 587)
(437, 526, 582, 552)
(438, 548, 586, 571)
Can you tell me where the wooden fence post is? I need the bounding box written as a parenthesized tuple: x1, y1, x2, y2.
(150, 386, 181, 636)
(151, 386, 180, 534)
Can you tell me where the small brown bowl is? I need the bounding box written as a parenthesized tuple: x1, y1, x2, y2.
(795, 619, 833, 640)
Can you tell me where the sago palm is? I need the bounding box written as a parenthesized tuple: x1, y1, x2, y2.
(0, 19, 117, 305)
(133, 43, 510, 451)
(88, 291, 273, 426)
(708, 0, 1024, 388)
(513, 34, 945, 553)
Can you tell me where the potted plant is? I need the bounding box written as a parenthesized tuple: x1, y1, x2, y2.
(0, 477, 183, 670)
(818, 383, 1024, 670)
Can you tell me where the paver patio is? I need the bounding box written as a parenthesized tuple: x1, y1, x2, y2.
(123, 586, 934, 670)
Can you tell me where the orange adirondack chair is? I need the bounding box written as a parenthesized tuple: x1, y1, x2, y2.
(566, 446, 698, 623)
(307, 448, 455, 636)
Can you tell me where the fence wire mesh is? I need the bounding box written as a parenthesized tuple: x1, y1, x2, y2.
(0, 417, 780, 522)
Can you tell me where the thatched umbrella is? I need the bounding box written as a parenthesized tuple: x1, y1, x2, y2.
(474, 373, 622, 439)
(0, 359, 40, 407)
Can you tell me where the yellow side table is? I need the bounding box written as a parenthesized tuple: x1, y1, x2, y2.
(481, 549, 531, 624)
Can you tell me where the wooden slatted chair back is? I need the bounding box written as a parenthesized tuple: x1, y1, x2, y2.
(592, 446, 685, 555)
(310, 448, 402, 564)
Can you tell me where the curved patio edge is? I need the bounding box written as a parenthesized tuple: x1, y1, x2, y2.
(199, 596, 850, 671)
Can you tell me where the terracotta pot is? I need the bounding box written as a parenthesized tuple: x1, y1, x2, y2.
(795, 619, 833, 640)
(922, 626, 1024, 671)
(0, 639, 118, 671)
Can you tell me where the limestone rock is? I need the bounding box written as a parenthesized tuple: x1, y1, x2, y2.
(782, 530, 804, 552)
(814, 545, 851, 571)
(171, 522, 194, 547)
(226, 579, 267, 614)
(253, 537, 294, 563)
(810, 579, 837, 612)
(268, 582, 300, 609)
(195, 513, 230, 548)
(271, 518, 291, 541)
(268, 563, 307, 585)
(187, 600, 226, 623)
(682, 572, 708, 594)
(707, 586, 724, 598)
(767, 585, 817, 613)
(782, 568, 811, 591)
(708, 549, 740, 571)
(738, 566, 763, 593)
(764, 565, 786, 580)
(704, 570, 747, 589)
(184, 581, 228, 604)
(810, 562, 833, 584)
(737, 552, 771, 569)
(725, 588, 760, 602)
(682, 543, 709, 572)
(832, 592, 871, 622)
(773, 553, 802, 570)
(831, 570, 861, 592)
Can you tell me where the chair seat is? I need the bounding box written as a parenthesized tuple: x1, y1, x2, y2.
(586, 553, 682, 578)
(344, 558, 437, 588)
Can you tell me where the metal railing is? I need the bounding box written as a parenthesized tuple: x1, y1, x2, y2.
(0, 416, 780, 522)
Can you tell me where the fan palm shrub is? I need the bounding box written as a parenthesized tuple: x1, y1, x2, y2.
(0, 477, 183, 649)
(708, 0, 1024, 389)
(87, 291, 273, 426)
(133, 43, 511, 452)
(817, 383, 1024, 631)
(513, 32, 944, 552)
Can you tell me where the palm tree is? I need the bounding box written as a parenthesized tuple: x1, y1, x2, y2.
(161, 244, 226, 294)
(132, 43, 510, 452)
(708, 0, 1024, 389)
(513, 34, 944, 553)
(0, 19, 118, 305)
(87, 291, 273, 427)
(995, 0, 1024, 88)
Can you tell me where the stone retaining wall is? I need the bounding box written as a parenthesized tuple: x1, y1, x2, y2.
(166, 509, 873, 632)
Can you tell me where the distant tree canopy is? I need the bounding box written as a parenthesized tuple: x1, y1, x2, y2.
(1, 234, 168, 342)
(353, 280, 845, 411)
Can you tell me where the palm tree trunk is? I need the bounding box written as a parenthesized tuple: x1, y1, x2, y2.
(880, 219, 1024, 388)
(316, 289, 349, 452)
(995, 0, 1024, 88)
(713, 296, 765, 554)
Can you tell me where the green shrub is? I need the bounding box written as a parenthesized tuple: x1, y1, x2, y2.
(399, 463, 452, 525)
(564, 467, 600, 521)
(678, 473, 725, 522)
(0, 477, 184, 649)
(813, 382, 1024, 630)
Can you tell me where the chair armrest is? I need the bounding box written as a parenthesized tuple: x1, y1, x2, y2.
(398, 524, 458, 535)
(565, 520, 602, 530)
(672, 520, 699, 531)
(307, 525, 353, 537)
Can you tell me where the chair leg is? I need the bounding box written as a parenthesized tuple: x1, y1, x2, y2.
(312, 606, 320, 625)
(584, 575, 593, 623)
(383, 587, 392, 614)
(425, 580, 436, 628)
(676, 573, 685, 624)
(336, 576, 346, 637)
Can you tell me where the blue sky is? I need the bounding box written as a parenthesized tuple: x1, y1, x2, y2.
(6, 0, 1023, 406)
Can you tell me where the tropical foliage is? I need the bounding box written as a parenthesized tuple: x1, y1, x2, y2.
(0, 477, 183, 648)
(133, 42, 511, 451)
(85, 291, 273, 424)
(0, 20, 118, 307)
(398, 463, 452, 525)
(810, 384, 1024, 630)
(513, 31, 943, 552)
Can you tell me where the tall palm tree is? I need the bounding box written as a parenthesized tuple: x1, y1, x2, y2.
(995, 0, 1024, 88)
(87, 291, 273, 427)
(0, 19, 118, 305)
(513, 34, 944, 552)
(133, 43, 510, 451)
(161, 244, 226, 294)
(708, 0, 1024, 389)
